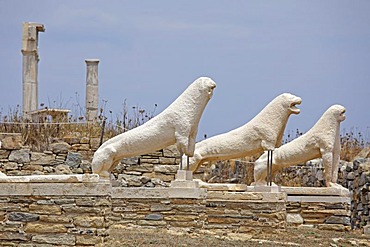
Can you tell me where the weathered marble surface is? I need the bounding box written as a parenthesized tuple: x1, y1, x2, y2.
(184, 93, 301, 172)
(254, 105, 346, 187)
(92, 77, 216, 178)
(0, 174, 99, 183)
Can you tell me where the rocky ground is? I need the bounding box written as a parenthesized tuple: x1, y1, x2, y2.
(103, 226, 370, 247)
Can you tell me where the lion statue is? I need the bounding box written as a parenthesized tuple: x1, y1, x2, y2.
(183, 93, 302, 172)
(254, 105, 346, 187)
(92, 77, 216, 178)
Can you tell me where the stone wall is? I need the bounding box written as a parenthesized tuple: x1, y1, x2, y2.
(0, 132, 366, 231)
(276, 158, 370, 229)
(0, 133, 180, 187)
(0, 182, 286, 246)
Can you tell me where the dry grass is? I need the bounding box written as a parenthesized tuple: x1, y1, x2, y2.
(0, 101, 156, 151)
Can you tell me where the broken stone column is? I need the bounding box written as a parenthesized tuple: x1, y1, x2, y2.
(21, 22, 45, 119)
(85, 59, 100, 122)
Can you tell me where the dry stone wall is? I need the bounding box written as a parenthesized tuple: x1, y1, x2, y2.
(276, 158, 370, 229)
(0, 133, 181, 187)
(0, 182, 286, 246)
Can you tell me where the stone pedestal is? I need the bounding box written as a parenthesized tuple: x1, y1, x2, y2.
(170, 170, 199, 188)
(252, 182, 281, 192)
(284, 186, 351, 231)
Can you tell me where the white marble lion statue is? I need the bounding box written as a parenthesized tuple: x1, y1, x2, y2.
(92, 77, 216, 178)
(254, 105, 346, 187)
(183, 93, 302, 172)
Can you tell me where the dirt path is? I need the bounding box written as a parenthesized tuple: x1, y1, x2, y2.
(103, 226, 370, 247)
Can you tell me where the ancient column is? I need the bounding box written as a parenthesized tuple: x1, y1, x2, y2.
(22, 22, 45, 119)
(85, 59, 100, 122)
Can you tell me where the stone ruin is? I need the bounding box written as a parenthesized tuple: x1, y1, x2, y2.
(0, 21, 368, 246)
(21, 22, 100, 123)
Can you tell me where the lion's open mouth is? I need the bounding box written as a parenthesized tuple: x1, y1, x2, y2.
(340, 109, 346, 120)
(208, 83, 216, 95)
(290, 98, 302, 114)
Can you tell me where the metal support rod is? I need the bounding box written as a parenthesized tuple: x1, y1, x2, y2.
(269, 150, 273, 186)
(179, 152, 183, 170)
(267, 150, 271, 186)
(99, 118, 106, 147)
(187, 156, 190, 170)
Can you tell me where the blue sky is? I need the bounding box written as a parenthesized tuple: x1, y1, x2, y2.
(0, 1, 369, 141)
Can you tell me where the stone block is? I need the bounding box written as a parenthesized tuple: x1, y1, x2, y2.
(170, 180, 199, 188)
(0, 231, 28, 241)
(198, 181, 248, 191)
(50, 142, 71, 154)
(22, 164, 43, 171)
(55, 164, 72, 174)
(0, 150, 10, 159)
(145, 213, 163, 220)
(25, 223, 67, 233)
(32, 234, 75, 245)
(30, 152, 55, 165)
(0, 133, 22, 150)
(29, 204, 62, 215)
(150, 203, 172, 212)
(9, 149, 30, 163)
(126, 163, 154, 172)
(286, 213, 303, 224)
(76, 235, 103, 245)
(8, 212, 39, 222)
(71, 143, 90, 151)
(154, 164, 178, 174)
(175, 170, 193, 181)
(168, 187, 206, 199)
(39, 215, 72, 224)
(163, 145, 179, 157)
(62, 205, 101, 215)
(252, 184, 281, 192)
(118, 174, 144, 187)
(3, 162, 19, 170)
(137, 220, 167, 226)
(65, 152, 82, 168)
(139, 158, 159, 164)
(325, 216, 350, 225)
(143, 172, 174, 182)
(74, 216, 104, 228)
(159, 157, 176, 165)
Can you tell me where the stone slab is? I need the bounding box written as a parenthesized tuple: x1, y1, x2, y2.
(0, 174, 99, 183)
(251, 184, 281, 192)
(195, 180, 247, 191)
(111, 187, 169, 199)
(170, 180, 199, 188)
(282, 186, 350, 197)
(0, 182, 111, 196)
(207, 191, 286, 202)
(175, 170, 193, 181)
(168, 187, 207, 199)
(287, 196, 351, 203)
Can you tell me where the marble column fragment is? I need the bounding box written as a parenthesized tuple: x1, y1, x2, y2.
(22, 22, 45, 119)
(85, 59, 99, 122)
